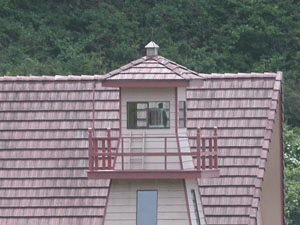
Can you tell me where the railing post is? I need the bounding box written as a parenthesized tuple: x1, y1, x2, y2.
(94, 138, 98, 170)
(214, 126, 218, 169)
(107, 128, 112, 169)
(102, 138, 106, 169)
(209, 138, 213, 169)
(197, 128, 201, 170)
(121, 137, 124, 171)
(88, 128, 93, 171)
(201, 138, 206, 170)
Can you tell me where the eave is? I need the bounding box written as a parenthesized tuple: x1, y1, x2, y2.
(101, 80, 192, 87)
(87, 169, 220, 179)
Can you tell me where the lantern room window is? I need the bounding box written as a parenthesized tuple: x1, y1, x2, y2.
(127, 102, 170, 129)
(179, 101, 186, 128)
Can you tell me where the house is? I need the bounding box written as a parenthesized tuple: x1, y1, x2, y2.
(0, 42, 284, 225)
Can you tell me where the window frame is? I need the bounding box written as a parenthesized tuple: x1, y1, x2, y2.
(127, 101, 170, 129)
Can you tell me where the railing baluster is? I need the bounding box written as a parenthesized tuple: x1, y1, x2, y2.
(94, 139, 98, 170)
(201, 138, 206, 170)
(102, 138, 106, 169)
(121, 137, 124, 171)
(197, 128, 201, 170)
(107, 128, 111, 170)
(87, 130, 219, 174)
(88, 128, 93, 171)
(214, 127, 218, 169)
(209, 138, 212, 169)
(164, 137, 167, 170)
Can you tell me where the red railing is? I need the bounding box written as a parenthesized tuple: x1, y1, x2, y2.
(88, 127, 218, 173)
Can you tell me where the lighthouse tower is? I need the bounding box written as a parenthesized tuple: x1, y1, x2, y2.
(87, 42, 219, 225)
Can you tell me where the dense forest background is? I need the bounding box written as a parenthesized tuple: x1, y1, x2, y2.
(1, 0, 300, 223)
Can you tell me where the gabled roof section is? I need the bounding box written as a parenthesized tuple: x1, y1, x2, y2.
(101, 56, 205, 87)
(0, 71, 284, 225)
(187, 72, 283, 225)
(0, 77, 119, 224)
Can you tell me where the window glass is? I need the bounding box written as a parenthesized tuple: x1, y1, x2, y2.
(137, 190, 158, 225)
(136, 103, 148, 127)
(127, 102, 169, 129)
(128, 103, 147, 128)
(179, 101, 186, 128)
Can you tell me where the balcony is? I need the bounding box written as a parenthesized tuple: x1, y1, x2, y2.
(87, 128, 220, 179)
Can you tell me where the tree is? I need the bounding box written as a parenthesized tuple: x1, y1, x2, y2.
(284, 124, 300, 225)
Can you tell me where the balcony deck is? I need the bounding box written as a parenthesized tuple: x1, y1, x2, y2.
(87, 128, 220, 179)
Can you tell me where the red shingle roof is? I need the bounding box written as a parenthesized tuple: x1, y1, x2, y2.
(102, 55, 205, 81)
(0, 70, 283, 224)
(0, 77, 119, 224)
(187, 72, 283, 224)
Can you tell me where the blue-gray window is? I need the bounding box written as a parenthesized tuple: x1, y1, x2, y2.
(137, 190, 158, 225)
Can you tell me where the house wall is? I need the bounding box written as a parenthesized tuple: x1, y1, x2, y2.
(119, 87, 181, 170)
(258, 103, 283, 225)
(105, 179, 190, 225)
(109, 87, 205, 225)
(121, 87, 176, 136)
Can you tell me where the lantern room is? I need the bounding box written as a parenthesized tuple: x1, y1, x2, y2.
(87, 42, 219, 179)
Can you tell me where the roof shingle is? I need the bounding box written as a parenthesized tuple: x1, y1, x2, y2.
(0, 70, 282, 225)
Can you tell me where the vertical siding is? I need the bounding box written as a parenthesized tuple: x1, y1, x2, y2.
(178, 129, 194, 170)
(177, 87, 186, 102)
(114, 137, 181, 170)
(121, 87, 176, 135)
(117, 87, 183, 170)
(259, 104, 283, 225)
(105, 179, 190, 225)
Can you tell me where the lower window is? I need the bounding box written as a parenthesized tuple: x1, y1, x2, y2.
(137, 190, 158, 225)
(127, 102, 170, 129)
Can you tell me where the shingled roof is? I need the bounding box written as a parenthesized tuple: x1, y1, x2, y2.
(187, 72, 283, 224)
(0, 76, 119, 224)
(102, 55, 205, 81)
(0, 71, 283, 224)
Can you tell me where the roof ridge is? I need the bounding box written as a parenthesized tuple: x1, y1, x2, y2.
(102, 56, 147, 80)
(0, 75, 104, 81)
(151, 55, 203, 79)
(206, 72, 278, 79)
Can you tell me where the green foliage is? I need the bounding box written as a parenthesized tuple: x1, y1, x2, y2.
(284, 124, 300, 224)
(1, 1, 300, 223)
(285, 125, 300, 167)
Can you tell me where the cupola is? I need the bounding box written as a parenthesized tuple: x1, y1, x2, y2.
(88, 42, 218, 179)
(145, 41, 159, 56)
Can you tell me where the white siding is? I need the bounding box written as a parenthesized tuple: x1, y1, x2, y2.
(259, 103, 283, 225)
(119, 87, 184, 170)
(115, 135, 182, 170)
(105, 179, 190, 225)
(121, 87, 176, 135)
(116, 86, 196, 170)
(177, 87, 186, 101)
(179, 129, 194, 170)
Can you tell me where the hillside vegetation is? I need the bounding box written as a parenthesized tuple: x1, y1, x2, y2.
(1, 0, 300, 223)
